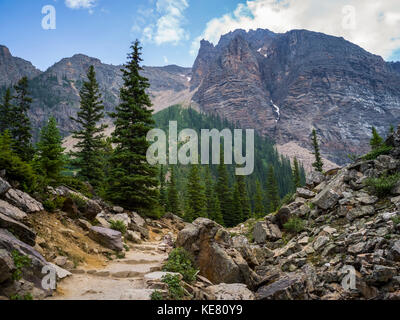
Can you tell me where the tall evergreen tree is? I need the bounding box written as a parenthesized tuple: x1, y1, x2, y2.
(12, 77, 34, 161)
(216, 150, 233, 227)
(232, 182, 243, 226)
(311, 129, 324, 173)
(0, 89, 13, 133)
(159, 165, 168, 211)
(71, 66, 107, 189)
(108, 40, 159, 214)
(254, 181, 264, 219)
(237, 175, 251, 221)
(292, 157, 301, 189)
(34, 117, 65, 186)
(266, 166, 280, 213)
(167, 166, 180, 216)
(370, 127, 383, 150)
(185, 165, 206, 221)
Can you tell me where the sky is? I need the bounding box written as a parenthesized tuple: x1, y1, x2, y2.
(1, 0, 400, 71)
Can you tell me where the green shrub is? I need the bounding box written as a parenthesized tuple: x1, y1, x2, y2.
(43, 196, 65, 213)
(391, 216, 400, 226)
(109, 220, 127, 235)
(69, 193, 87, 211)
(283, 217, 305, 234)
(366, 173, 400, 198)
(163, 248, 198, 283)
(0, 132, 37, 192)
(362, 145, 393, 160)
(10, 293, 33, 300)
(151, 290, 164, 301)
(281, 193, 295, 207)
(162, 274, 185, 300)
(11, 250, 32, 281)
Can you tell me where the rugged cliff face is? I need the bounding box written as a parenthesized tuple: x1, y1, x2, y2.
(191, 29, 400, 165)
(0, 46, 41, 87)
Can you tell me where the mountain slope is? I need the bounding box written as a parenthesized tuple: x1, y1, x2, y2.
(0, 45, 42, 87)
(191, 29, 400, 165)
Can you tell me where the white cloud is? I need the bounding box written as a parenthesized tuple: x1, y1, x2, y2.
(190, 0, 400, 60)
(139, 0, 189, 45)
(65, 0, 97, 10)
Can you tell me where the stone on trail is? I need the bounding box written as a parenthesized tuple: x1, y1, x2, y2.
(89, 226, 123, 251)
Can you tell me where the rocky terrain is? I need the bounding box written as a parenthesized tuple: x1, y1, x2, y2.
(1, 125, 400, 300)
(191, 29, 400, 165)
(174, 125, 400, 300)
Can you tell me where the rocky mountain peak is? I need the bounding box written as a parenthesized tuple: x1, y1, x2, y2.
(0, 45, 12, 59)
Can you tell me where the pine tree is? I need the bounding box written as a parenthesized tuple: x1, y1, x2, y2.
(254, 181, 264, 219)
(167, 166, 180, 216)
(159, 165, 168, 210)
(70, 66, 107, 189)
(237, 175, 251, 221)
(107, 40, 159, 214)
(34, 117, 65, 185)
(370, 127, 383, 150)
(232, 182, 243, 226)
(216, 150, 234, 227)
(266, 166, 280, 213)
(0, 89, 13, 133)
(292, 157, 301, 189)
(311, 129, 324, 173)
(185, 165, 206, 221)
(12, 77, 34, 161)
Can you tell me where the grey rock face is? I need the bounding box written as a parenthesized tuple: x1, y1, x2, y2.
(306, 171, 325, 187)
(89, 226, 123, 251)
(176, 218, 259, 289)
(5, 189, 44, 213)
(0, 199, 27, 221)
(0, 178, 11, 196)
(296, 188, 316, 199)
(312, 188, 340, 210)
(0, 212, 36, 246)
(253, 221, 282, 244)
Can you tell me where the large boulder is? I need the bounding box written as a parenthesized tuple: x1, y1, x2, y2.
(312, 188, 340, 210)
(89, 226, 123, 251)
(256, 272, 307, 300)
(206, 283, 255, 300)
(296, 188, 316, 199)
(306, 171, 325, 187)
(0, 212, 36, 246)
(0, 229, 52, 299)
(176, 218, 259, 289)
(4, 189, 44, 213)
(0, 199, 27, 221)
(0, 177, 11, 196)
(253, 221, 282, 244)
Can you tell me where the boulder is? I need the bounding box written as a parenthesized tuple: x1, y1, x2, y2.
(0, 199, 27, 221)
(253, 221, 282, 244)
(391, 240, 400, 262)
(0, 177, 11, 196)
(312, 188, 340, 210)
(0, 229, 52, 298)
(113, 213, 131, 227)
(0, 212, 36, 246)
(89, 226, 123, 251)
(176, 218, 259, 289)
(5, 189, 44, 213)
(131, 212, 146, 228)
(271, 206, 291, 229)
(76, 219, 92, 231)
(0, 248, 14, 283)
(313, 236, 330, 251)
(256, 272, 307, 300)
(346, 206, 375, 221)
(392, 181, 400, 196)
(126, 230, 142, 244)
(306, 171, 325, 188)
(206, 283, 255, 300)
(296, 188, 316, 199)
(112, 206, 124, 213)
